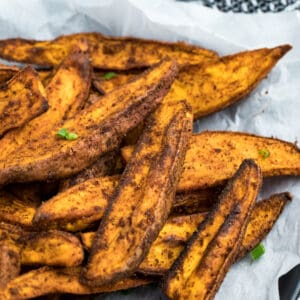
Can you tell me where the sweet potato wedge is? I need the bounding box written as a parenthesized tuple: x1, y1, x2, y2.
(93, 45, 290, 120)
(34, 176, 120, 231)
(34, 176, 214, 232)
(236, 192, 292, 260)
(82, 100, 192, 286)
(0, 59, 177, 185)
(0, 64, 18, 84)
(122, 131, 300, 192)
(0, 48, 92, 163)
(20, 230, 84, 267)
(59, 151, 117, 192)
(1, 267, 152, 299)
(0, 239, 20, 288)
(0, 32, 217, 69)
(164, 160, 262, 300)
(0, 190, 36, 228)
(80, 192, 290, 276)
(0, 66, 48, 136)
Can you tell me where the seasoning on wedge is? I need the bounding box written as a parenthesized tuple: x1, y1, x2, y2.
(0, 32, 217, 69)
(0, 59, 177, 185)
(0, 66, 48, 136)
(1, 267, 152, 299)
(82, 100, 193, 286)
(164, 160, 262, 300)
(122, 131, 300, 192)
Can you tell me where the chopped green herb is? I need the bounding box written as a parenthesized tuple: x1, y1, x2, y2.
(258, 149, 270, 159)
(250, 243, 265, 261)
(103, 72, 117, 80)
(56, 128, 78, 140)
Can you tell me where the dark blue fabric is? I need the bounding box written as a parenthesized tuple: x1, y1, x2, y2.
(178, 0, 300, 12)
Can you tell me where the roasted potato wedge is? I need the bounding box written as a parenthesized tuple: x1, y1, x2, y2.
(94, 45, 291, 120)
(0, 32, 217, 69)
(1, 267, 152, 299)
(20, 230, 84, 267)
(0, 59, 177, 185)
(0, 47, 92, 163)
(0, 64, 18, 84)
(34, 176, 120, 231)
(82, 100, 192, 286)
(80, 192, 290, 276)
(0, 239, 20, 288)
(34, 176, 215, 231)
(164, 160, 262, 300)
(236, 192, 292, 260)
(122, 131, 300, 192)
(0, 66, 48, 136)
(59, 151, 117, 192)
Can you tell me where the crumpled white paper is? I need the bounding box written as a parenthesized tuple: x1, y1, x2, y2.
(0, 1, 299, 299)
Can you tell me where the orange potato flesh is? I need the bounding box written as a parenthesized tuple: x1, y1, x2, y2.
(122, 131, 300, 192)
(1, 267, 152, 300)
(93, 45, 291, 120)
(0, 66, 48, 136)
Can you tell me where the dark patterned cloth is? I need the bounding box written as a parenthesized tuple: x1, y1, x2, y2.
(178, 0, 300, 12)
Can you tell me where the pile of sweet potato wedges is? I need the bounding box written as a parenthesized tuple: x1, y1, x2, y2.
(0, 32, 296, 300)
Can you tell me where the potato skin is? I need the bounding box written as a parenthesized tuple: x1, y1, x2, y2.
(0, 32, 217, 69)
(0, 59, 178, 185)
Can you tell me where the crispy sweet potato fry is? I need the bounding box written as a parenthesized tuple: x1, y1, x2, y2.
(93, 46, 290, 120)
(0, 64, 18, 83)
(59, 151, 117, 192)
(0, 59, 177, 185)
(122, 131, 300, 192)
(164, 160, 262, 300)
(0, 32, 217, 69)
(34, 176, 215, 231)
(20, 230, 84, 267)
(1, 267, 152, 299)
(0, 190, 36, 228)
(0, 48, 92, 163)
(80, 193, 290, 276)
(236, 192, 292, 260)
(0, 66, 48, 136)
(0, 239, 20, 288)
(0, 222, 84, 268)
(34, 176, 120, 231)
(82, 100, 192, 286)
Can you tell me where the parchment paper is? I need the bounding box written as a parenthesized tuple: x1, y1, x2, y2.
(0, 1, 299, 299)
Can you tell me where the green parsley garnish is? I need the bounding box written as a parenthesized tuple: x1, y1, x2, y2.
(250, 243, 265, 261)
(103, 72, 117, 80)
(56, 128, 78, 140)
(258, 149, 270, 159)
